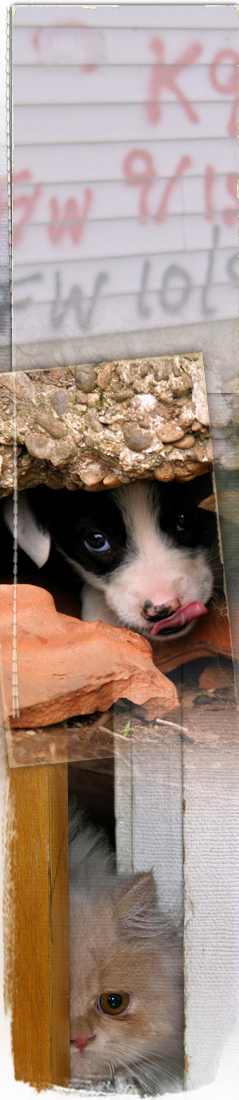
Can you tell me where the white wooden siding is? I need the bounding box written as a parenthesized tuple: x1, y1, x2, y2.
(11, 5, 238, 366)
(115, 696, 239, 1093)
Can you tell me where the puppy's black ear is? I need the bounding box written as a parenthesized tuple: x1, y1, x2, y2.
(197, 494, 216, 513)
(3, 491, 51, 568)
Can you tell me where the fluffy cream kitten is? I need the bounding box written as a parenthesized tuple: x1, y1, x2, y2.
(69, 805, 183, 1094)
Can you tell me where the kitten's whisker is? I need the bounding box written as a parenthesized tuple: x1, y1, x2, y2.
(107, 1060, 113, 1086)
(129, 1051, 180, 1078)
(111, 1060, 119, 1095)
(119, 1046, 181, 1073)
(116, 1044, 182, 1087)
(115, 1055, 159, 1095)
(115, 1056, 176, 1100)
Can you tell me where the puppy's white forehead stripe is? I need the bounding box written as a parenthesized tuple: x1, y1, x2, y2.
(113, 483, 164, 556)
(3, 492, 51, 569)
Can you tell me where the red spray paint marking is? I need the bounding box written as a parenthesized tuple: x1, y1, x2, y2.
(124, 148, 237, 228)
(154, 155, 192, 221)
(13, 170, 42, 246)
(223, 174, 238, 227)
(205, 166, 216, 221)
(210, 49, 238, 137)
(205, 167, 237, 226)
(123, 149, 156, 219)
(123, 150, 192, 221)
(31, 22, 100, 72)
(48, 190, 93, 244)
(147, 37, 203, 125)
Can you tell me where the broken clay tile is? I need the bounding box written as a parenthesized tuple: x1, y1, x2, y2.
(0, 585, 178, 728)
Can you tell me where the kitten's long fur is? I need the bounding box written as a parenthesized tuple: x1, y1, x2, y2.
(69, 804, 183, 1094)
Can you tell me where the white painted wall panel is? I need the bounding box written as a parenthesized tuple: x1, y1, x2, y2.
(115, 700, 239, 1092)
(10, 4, 238, 370)
(183, 718, 239, 1090)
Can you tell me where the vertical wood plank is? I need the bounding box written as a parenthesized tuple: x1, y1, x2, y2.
(4, 763, 70, 1088)
(183, 712, 239, 1090)
(114, 724, 183, 916)
(114, 737, 133, 874)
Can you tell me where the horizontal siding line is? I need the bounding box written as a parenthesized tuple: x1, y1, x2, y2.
(13, 284, 236, 305)
(13, 61, 237, 68)
(12, 173, 234, 187)
(14, 135, 236, 148)
(12, 283, 235, 301)
(13, 247, 237, 270)
(14, 98, 235, 108)
(13, 24, 236, 32)
(12, 213, 237, 228)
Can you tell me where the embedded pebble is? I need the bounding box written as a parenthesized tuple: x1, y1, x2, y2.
(171, 373, 192, 395)
(103, 472, 121, 487)
(85, 413, 101, 433)
(178, 406, 195, 428)
(123, 425, 153, 452)
(154, 364, 170, 381)
(154, 463, 174, 481)
(132, 381, 148, 394)
(115, 361, 135, 384)
(80, 463, 106, 486)
(74, 391, 88, 406)
(114, 389, 133, 403)
(177, 434, 195, 449)
(189, 439, 213, 463)
(24, 430, 57, 460)
(1, 372, 37, 405)
(34, 412, 66, 439)
(50, 389, 69, 414)
(157, 422, 185, 444)
(25, 430, 76, 466)
(173, 359, 181, 376)
(75, 365, 97, 392)
(98, 364, 112, 388)
(64, 479, 83, 490)
(191, 419, 204, 431)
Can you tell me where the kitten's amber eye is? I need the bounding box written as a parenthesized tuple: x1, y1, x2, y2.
(98, 992, 130, 1016)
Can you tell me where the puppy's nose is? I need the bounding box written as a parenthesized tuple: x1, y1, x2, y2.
(143, 597, 181, 621)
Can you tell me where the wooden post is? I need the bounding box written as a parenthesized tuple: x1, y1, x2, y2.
(4, 763, 70, 1088)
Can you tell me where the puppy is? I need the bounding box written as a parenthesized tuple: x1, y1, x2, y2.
(2, 473, 220, 641)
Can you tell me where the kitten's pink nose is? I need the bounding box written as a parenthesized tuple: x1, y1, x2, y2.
(143, 597, 181, 621)
(72, 1034, 95, 1052)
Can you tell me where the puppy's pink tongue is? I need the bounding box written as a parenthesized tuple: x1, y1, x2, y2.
(151, 601, 208, 636)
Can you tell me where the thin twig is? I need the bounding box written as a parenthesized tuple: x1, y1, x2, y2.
(98, 725, 131, 742)
(155, 718, 188, 733)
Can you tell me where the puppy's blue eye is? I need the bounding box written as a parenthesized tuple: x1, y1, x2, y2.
(84, 533, 111, 553)
(177, 514, 186, 533)
(177, 513, 193, 533)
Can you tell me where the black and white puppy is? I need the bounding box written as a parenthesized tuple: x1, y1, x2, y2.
(2, 474, 220, 641)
